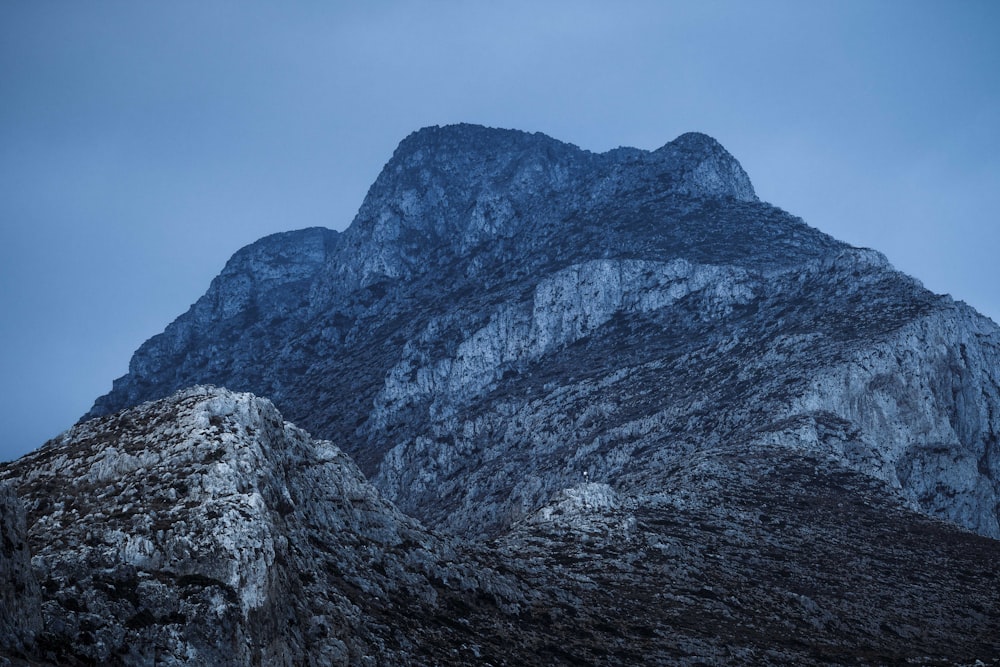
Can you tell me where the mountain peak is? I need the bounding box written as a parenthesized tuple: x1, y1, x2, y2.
(650, 131, 757, 202)
(354, 125, 756, 259)
(390, 123, 574, 165)
(664, 130, 728, 151)
(388, 124, 758, 202)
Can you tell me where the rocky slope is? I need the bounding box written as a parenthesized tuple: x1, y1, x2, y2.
(3, 386, 1000, 665)
(84, 124, 1000, 544)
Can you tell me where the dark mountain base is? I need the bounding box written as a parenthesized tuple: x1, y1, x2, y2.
(500, 447, 1000, 665)
(2, 389, 998, 666)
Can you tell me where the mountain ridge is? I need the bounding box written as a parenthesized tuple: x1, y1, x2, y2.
(4, 123, 1000, 663)
(85, 125, 836, 424)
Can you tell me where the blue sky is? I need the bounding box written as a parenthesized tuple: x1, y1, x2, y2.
(1, 1, 998, 462)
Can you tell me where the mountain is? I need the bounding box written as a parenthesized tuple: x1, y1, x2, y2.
(84, 123, 1000, 541)
(3, 124, 1000, 664)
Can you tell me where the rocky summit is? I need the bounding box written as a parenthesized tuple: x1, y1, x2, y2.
(3, 124, 1000, 665)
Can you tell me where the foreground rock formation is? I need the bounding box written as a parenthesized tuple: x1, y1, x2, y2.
(2, 388, 531, 665)
(3, 124, 1000, 663)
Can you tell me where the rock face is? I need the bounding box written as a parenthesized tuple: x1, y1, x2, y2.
(4, 123, 1000, 663)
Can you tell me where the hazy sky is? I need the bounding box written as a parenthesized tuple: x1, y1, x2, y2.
(1, 1, 998, 462)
